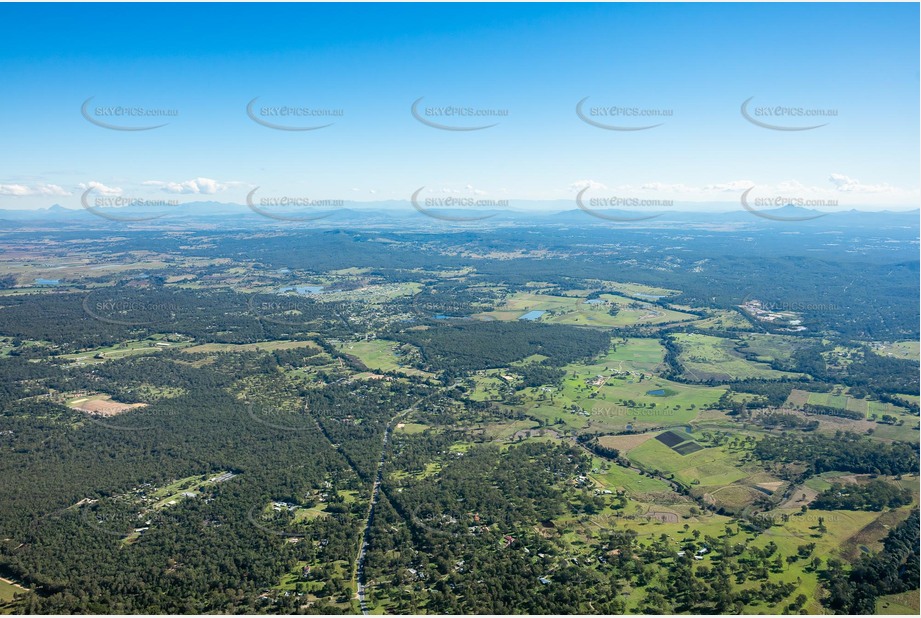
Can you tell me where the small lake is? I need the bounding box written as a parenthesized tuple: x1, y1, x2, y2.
(634, 293, 664, 300)
(646, 389, 666, 396)
(34, 278, 60, 286)
(519, 310, 547, 321)
(584, 299, 604, 305)
(278, 285, 326, 295)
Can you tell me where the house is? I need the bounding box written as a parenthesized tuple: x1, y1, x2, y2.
(538, 577, 551, 585)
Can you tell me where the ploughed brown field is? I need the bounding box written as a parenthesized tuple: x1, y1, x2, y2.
(69, 396, 147, 417)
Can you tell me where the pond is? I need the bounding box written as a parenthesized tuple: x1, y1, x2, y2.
(646, 389, 666, 396)
(519, 310, 547, 321)
(278, 285, 326, 295)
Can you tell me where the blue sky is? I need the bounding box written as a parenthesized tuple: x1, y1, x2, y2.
(0, 2, 918, 211)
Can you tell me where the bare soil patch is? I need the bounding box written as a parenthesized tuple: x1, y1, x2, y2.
(69, 395, 147, 417)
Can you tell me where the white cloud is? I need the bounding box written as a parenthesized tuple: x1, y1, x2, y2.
(435, 185, 489, 196)
(774, 180, 809, 192)
(0, 183, 70, 197)
(144, 177, 227, 194)
(702, 180, 755, 193)
(40, 184, 70, 196)
(0, 184, 35, 196)
(569, 179, 608, 191)
(78, 181, 122, 196)
(828, 173, 895, 193)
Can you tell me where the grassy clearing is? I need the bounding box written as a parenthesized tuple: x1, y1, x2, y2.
(689, 310, 755, 331)
(511, 338, 728, 432)
(804, 390, 906, 418)
(627, 435, 749, 487)
(671, 333, 801, 381)
(150, 472, 231, 509)
(783, 387, 913, 423)
(736, 333, 803, 364)
(394, 422, 429, 434)
(468, 373, 508, 402)
(477, 291, 696, 327)
(60, 336, 192, 363)
(0, 579, 28, 603)
(878, 590, 920, 615)
(869, 422, 921, 443)
(600, 281, 680, 298)
(589, 459, 673, 494)
(183, 340, 321, 354)
(336, 339, 433, 378)
(870, 340, 920, 361)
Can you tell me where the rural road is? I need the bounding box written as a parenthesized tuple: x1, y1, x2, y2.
(352, 397, 428, 615)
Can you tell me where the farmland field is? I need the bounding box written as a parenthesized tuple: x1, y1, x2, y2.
(0, 578, 27, 603)
(182, 340, 322, 354)
(671, 333, 802, 381)
(871, 341, 921, 361)
(477, 291, 697, 327)
(336, 339, 433, 377)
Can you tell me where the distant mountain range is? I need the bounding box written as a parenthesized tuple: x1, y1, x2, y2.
(1, 201, 917, 230)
